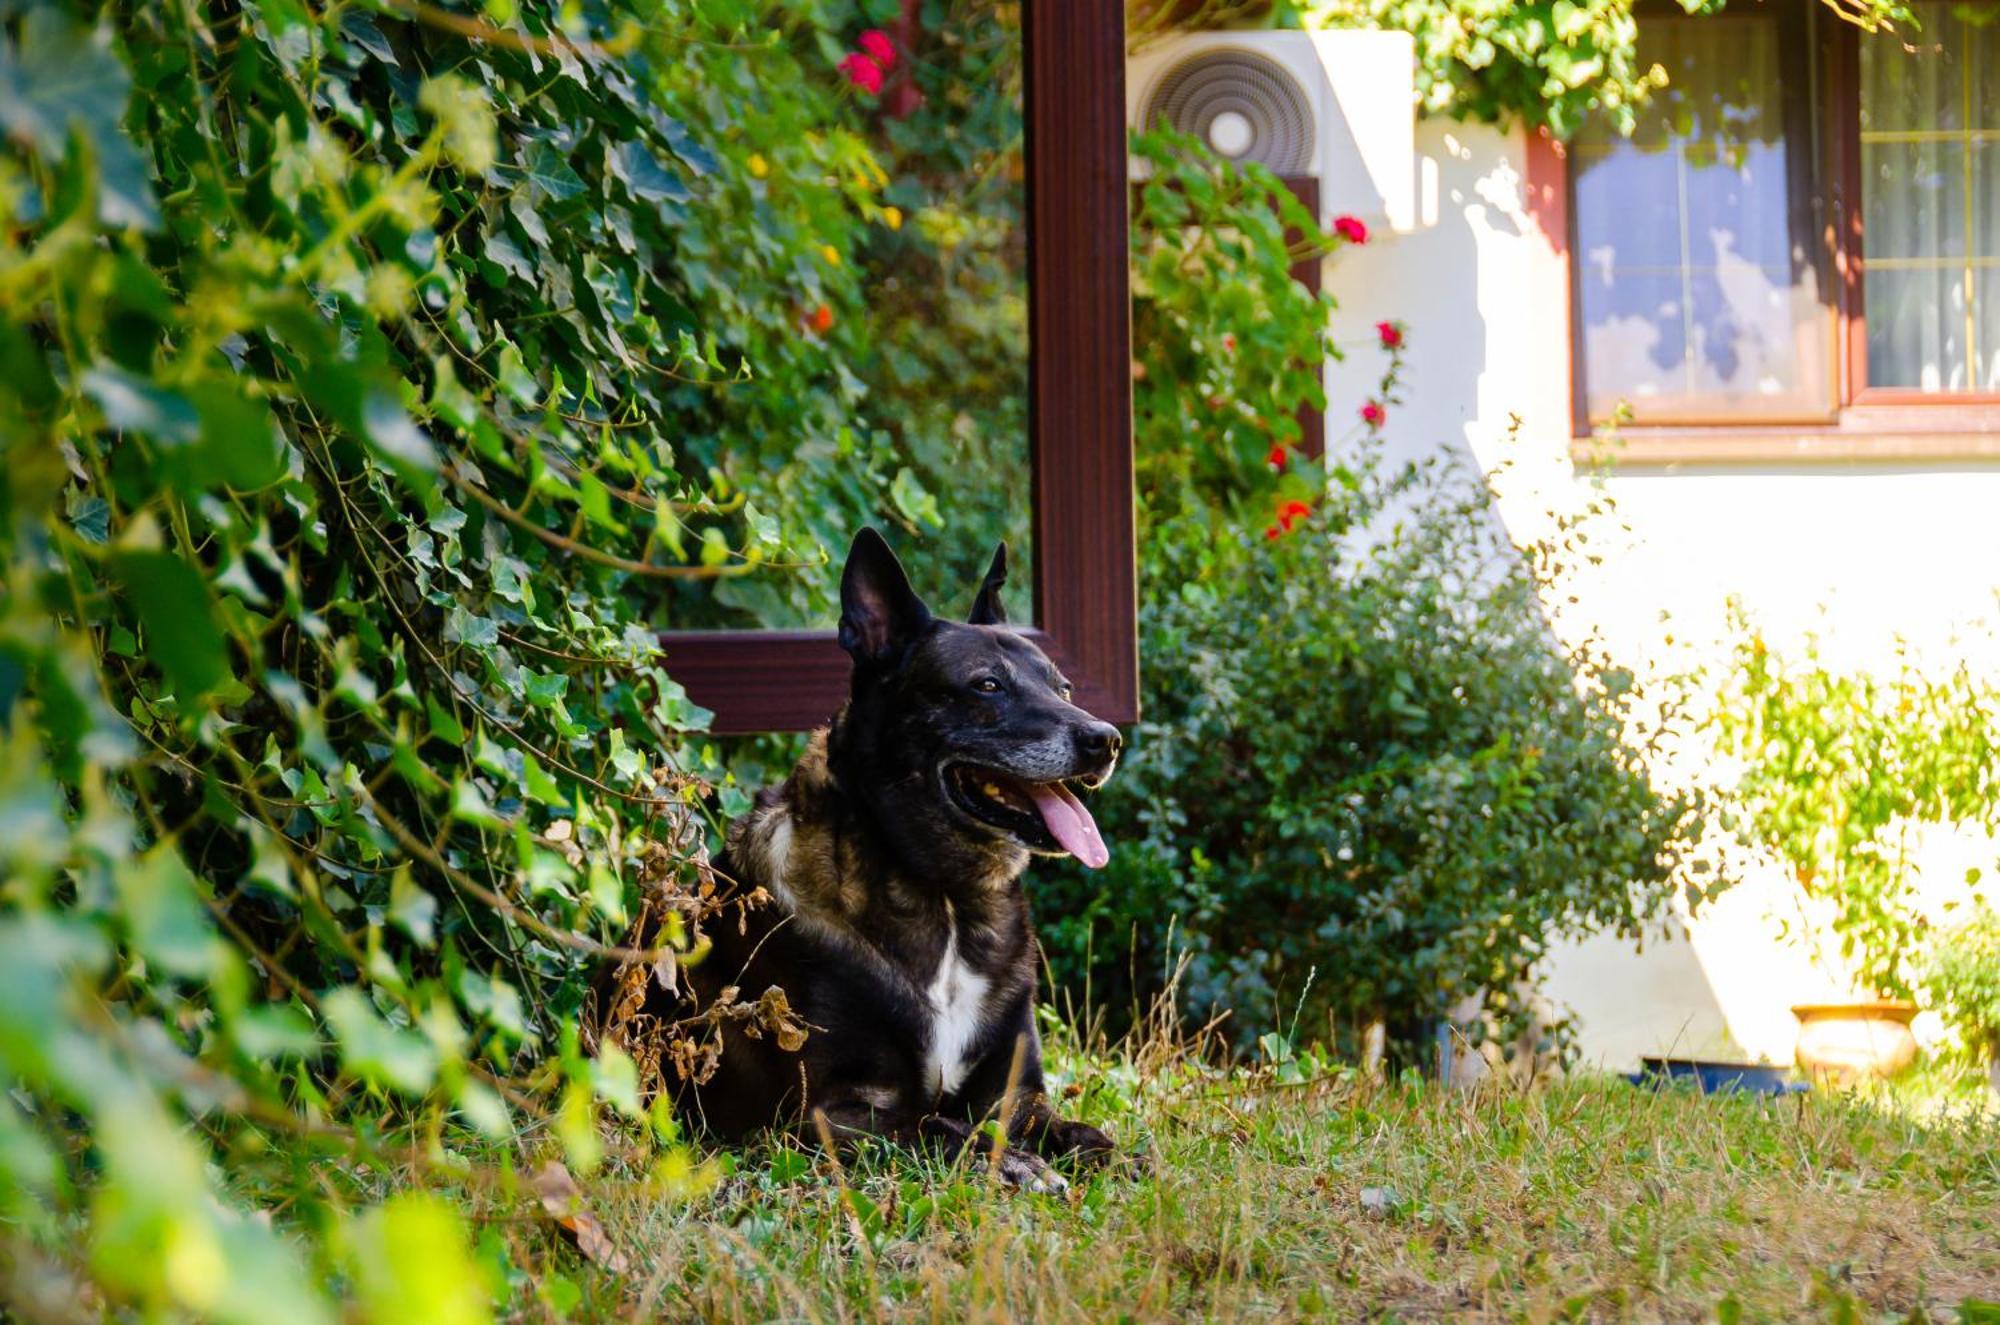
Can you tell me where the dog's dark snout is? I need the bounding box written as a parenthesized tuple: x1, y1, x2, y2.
(1074, 722, 1121, 765)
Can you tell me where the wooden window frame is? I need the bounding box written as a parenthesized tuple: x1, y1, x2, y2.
(1559, 1, 2000, 463)
(1834, 14, 2000, 412)
(660, 0, 1138, 734)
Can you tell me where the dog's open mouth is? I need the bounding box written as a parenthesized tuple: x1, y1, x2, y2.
(943, 764, 1110, 870)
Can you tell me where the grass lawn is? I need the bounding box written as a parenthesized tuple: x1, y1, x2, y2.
(489, 1040, 2000, 1323)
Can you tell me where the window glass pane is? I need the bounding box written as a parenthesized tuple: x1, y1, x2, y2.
(1860, 3, 2000, 391)
(1572, 14, 1828, 421)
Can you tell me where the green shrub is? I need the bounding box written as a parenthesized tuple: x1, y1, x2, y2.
(1924, 904, 2000, 1058)
(1036, 133, 1703, 1054)
(1706, 618, 2000, 999)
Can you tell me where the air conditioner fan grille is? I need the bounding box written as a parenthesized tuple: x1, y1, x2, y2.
(1142, 48, 1314, 176)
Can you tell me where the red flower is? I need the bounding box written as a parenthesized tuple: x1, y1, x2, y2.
(1278, 498, 1312, 531)
(1334, 215, 1369, 244)
(1267, 443, 1288, 472)
(839, 52, 884, 95)
(1376, 320, 1404, 350)
(858, 29, 897, 71)
(1221, 332, 1237, 353)
(809, 303, 834, 334)
(1264, 524, 1282, 541)
(1360, 400, 1386, 427)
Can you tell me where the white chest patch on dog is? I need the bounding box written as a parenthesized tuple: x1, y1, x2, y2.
(924, 909, 990, 1099)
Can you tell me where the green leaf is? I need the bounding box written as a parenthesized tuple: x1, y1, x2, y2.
(615, 142, 689, 202)
(349, 1194, 493, 1325)
(113, 848, 222, 981)
(233, 1004, 320, 1059)
(389, 868, 438, 947)
(188, 384, 289, 491)
(65, 490, 109, 544)
(589, 1042, 643, 1118)
(519, 140, 584, 202)
(360, 391, 440, 497)
(322, 989, 440, 1096)
(107, 550, 229, 699)
(0, 10, 158, 227)
(81, 366, 199, 444)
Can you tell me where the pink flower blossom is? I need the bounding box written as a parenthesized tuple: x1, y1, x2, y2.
(1360, 400, 1386, 427)
(1376, 320, 1404, 350)
(858, 29, 897, 71)
(839, 52, 884, 95)
(1334, 215, 1369, 244)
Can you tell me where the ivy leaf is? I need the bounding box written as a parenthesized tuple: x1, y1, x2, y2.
(64, 491, 109, 544)
(0, 10, 158, 228)
(107, 551, 229, 699)
(188, 384, 288, 492)
(322, 989, 440, 1096)
(389, 869, 438, 947)
(112, 849, 222, 981)
(520, 140, 585, 202)
(613, 142, 689, 203)
(359, 391, 440, 499)
(80, 366, 198, 444)
(656, 115, 718, 175)
(889, 467, 942, 529)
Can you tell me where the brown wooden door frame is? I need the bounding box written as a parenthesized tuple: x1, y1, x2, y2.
(658, 1, 1138, 735)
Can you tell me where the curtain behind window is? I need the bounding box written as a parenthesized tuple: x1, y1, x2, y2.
(1861, 2, 2000, 392)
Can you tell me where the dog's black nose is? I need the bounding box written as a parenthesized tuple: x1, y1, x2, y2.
(1074, 722, 1121, 764)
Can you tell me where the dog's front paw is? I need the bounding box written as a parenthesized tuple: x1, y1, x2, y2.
(991, 1145, 1069, 1194)
(1041, 1118, 1116, 1166)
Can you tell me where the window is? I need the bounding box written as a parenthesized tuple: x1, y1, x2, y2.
(1859, 1, 2000, 393)
(1567, 1, 2000, 443)
(1571, 10, 1830, 423)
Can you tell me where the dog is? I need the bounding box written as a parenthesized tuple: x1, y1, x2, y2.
(656, 528, 1125, 1189)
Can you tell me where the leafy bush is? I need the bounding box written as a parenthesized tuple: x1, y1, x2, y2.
(1924, 904, 2000, 1058)
(0, 0, 1022, 1313)
(1168, 0, 1921, 137)
(1036, 133, 1703, 1054)
(1706, 617, 2000, 999)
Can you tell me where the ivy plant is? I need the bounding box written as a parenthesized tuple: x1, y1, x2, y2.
(0, 0, 1021, 1314)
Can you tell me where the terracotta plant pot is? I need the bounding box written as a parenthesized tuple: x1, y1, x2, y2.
(1791, 1000, 1919, 1082)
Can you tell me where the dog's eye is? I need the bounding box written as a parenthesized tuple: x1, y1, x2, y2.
(972, 677, 1003, 694)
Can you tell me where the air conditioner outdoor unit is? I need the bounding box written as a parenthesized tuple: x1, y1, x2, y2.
(1127, 29, 1418, 235)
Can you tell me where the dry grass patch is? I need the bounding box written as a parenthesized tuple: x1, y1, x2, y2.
(448, 1047, 2000, 1322)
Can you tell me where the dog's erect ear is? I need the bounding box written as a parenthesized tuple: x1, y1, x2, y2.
(966, 542, 1009, 626)
(839, 527, 933, 665)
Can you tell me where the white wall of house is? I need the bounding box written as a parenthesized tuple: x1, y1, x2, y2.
(1318, 117, 2000, 1068)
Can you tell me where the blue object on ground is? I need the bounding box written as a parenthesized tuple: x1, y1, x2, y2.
(1626, 1057, 1807, 1095)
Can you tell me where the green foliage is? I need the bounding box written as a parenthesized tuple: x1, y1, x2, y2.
(0, 0, 1021, 1314)
(1036, 133, 1701, 1052)
(1924, 902, 2000, 1055)
(1294, 0, 1917, 137)
(1707, 617, 2000, 999)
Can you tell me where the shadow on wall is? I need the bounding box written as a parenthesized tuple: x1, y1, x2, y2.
(1318, 117, 1751, 1068)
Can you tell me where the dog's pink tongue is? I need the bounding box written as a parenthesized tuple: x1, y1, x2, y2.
(1027, 782, 1108, 869)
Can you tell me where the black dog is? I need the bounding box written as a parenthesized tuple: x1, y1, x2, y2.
(658, 528, 1124, 1188)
